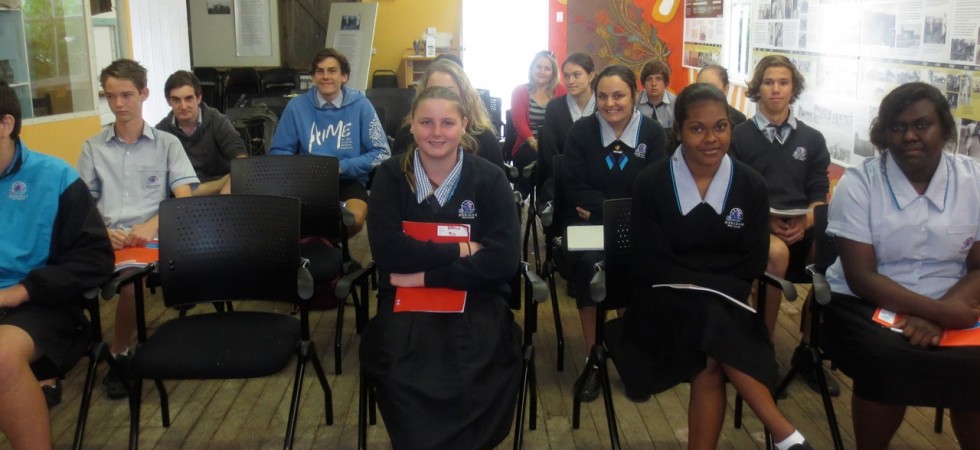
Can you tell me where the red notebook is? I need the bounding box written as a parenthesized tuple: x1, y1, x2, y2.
(393, 222, 470, 313)
(114, 240, 159, 271)
(873, 307, 980, 347)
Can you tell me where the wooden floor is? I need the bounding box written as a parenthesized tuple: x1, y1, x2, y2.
(15, 231, 965, 449)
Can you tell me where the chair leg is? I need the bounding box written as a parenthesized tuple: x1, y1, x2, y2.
(285, 342, 310, 449)
(545, 266, 565, 372)
(354, 278, 370, 333)
(572, 344, 620, 450)
(154, 379, 170, 427)
(307, 341, 333, 425)
(734, 394, 744, 428)
(335, 298, 346, 375)
(596, 347, 620, 450)
(358, 373, 369, 450)
(368, 383, 377, 424)
(73, 343, 108, 450)
(513, 344, 532, 450)
(934, 407, 945, 433)
(529, 349, 538, 431)
(809, 347, 844, 450)
(129, 377, 143, 450)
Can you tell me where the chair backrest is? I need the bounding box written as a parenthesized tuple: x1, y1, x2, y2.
(157, 195, 301, 308)
(481, 93, 504, 138)
(230, 155, 343, 241)
(225, 68, 262, 110)
(364, 87, 416, 138)
(226, 106, 279, 156)
(371, 69, 398, 89)
(261, 67, 299, 96)
(547, 154, 566, 233)
(503, 110, 516, 163)
(602, 198, 633, 310)
(193, 67, 223, 111)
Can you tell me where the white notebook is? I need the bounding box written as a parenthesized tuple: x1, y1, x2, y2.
(566, 225, 604, 251)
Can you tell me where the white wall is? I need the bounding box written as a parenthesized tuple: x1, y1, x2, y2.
(128, 0, 191, 124)
(461, 0, 549, 109)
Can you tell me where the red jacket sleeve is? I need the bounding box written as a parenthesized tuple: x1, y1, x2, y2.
(510, 85, 532, 156)
(510, 84, 569, 156)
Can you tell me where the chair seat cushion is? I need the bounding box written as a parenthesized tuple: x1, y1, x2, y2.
(134, 311, 300, 379)
(301, 239, 343, 281)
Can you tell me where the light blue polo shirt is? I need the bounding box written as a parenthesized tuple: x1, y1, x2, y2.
(826, 152, 980, 299)
(77, 121, 199, 230)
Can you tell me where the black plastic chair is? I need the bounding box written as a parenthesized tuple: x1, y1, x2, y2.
(224, 68, 261, 111)
(364, 88, 416, 138)
(357, 262, 548, 450)
(193, 67, 223, 112)
(117, 195, 332, 450)
(230, 155, 376, 374)
(31, 288, 125, 450)
(370, 69, 398, 89)
(534, 154, 567, 371)
(570, 198, 796, 449)
(772, 204, 844, 449)
(261, 67, 299, 96)
(482, 94, 504, 139)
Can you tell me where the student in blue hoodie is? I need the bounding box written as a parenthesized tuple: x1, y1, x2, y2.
(269, 48, 391, 235)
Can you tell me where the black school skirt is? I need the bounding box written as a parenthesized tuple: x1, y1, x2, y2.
(360, 289, 521, 450)
(823, 293, 980, 410)
(610, 287, 778, 398)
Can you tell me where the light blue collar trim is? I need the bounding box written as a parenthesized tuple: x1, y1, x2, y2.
(670, 146, 733, 215)
(884, 152, 949, 211)
(599, 109, 642, 148)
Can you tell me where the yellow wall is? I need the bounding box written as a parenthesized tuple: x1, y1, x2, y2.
(20, 115, 102, 165)
(366, 0, 461, 85)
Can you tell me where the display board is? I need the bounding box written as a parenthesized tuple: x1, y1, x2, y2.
(683, 0, 725, 68)
(190, 0, 280, 68)
(325, 2, 378, 91)
(750, 0, 980, 165)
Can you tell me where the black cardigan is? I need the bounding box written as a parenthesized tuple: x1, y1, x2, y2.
(367, 153, 519, 299)
(562, 113, 667, 224)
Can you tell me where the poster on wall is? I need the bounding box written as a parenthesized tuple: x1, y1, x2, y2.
(325, 3, 378, 91)
(751, 0, 980, 166)
(683, 0, 725, 68)
(234, 0, 272, 57)
(566, 0, 685, 94)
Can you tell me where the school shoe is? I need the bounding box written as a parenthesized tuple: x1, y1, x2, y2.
(793, 344, 840, 397)
(42, 380, 62, 408)
(575, 368, 601, 403)
(103, 351, 132, 400)
(787, 441, 814, 450)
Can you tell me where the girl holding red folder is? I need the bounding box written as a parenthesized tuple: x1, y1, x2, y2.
(823, 82, 980, 449)
(362, 86, 521, 449)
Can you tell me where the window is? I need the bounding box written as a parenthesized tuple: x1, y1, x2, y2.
(22, 0, 96, 118)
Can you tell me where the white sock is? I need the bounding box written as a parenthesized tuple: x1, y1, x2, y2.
(112, 348, 129, 358)
(775, 430, 805, 450)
